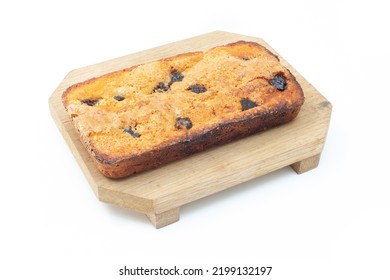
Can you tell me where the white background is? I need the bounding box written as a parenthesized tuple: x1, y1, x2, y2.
(1, 0, 389, 279)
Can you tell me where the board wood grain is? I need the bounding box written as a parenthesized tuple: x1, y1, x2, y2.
(49, 31, 332, 228)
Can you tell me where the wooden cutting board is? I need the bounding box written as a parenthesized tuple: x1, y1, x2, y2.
(49, 31, 332, 228)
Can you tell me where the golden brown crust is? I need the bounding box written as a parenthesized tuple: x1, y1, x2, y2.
(62, 41, 304, 178)
(93, 106, 301, 178)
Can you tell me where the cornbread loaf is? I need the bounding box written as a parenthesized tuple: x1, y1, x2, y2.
(62, 41, 304, 178)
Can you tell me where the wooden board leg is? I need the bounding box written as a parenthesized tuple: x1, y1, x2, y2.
(290, 154, 321, 174)
(146, 207, 180, 229)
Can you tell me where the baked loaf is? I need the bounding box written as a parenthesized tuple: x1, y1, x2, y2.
(62, 41, 304, 178)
